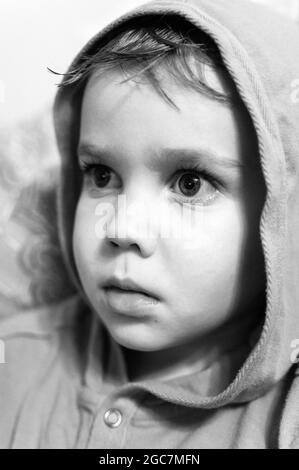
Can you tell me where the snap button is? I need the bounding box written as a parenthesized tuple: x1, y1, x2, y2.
(104, 408, 122, 428)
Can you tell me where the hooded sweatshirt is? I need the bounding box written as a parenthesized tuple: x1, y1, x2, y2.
(1, 0, 299, 449)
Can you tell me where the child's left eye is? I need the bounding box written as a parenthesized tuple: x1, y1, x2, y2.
(171, 168, 220, 205)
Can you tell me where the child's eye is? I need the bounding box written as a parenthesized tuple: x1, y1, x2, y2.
(171, 167, 220, 205)
(80, 163, 120, 190)
(79, 162, 220, 205)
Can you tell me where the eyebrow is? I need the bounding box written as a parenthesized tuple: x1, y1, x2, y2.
(78, 142, 244, 172)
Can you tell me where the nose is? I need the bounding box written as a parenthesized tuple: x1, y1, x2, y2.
(105, 195, 158, 258)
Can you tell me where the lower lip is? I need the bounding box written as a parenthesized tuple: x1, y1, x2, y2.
(103, 287, 160, 316)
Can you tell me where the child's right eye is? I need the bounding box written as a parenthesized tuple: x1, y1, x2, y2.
(80, 163, 121, 190)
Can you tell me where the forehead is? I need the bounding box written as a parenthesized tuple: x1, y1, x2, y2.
(79, 67, 259, 170)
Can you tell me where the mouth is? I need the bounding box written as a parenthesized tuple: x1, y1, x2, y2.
(102, 279, 160, 316)
(103, 277, 160, 301)
(105, 286, 154, 298)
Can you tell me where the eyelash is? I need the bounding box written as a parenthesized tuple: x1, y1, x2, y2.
(79, 162, 220, 205)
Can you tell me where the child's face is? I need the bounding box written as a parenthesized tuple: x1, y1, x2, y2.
(73, 66, 266, 356)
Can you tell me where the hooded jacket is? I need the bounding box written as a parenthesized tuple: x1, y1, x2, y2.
(1, 0, 299, 449)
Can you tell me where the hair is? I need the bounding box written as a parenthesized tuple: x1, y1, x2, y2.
(52, 15, 236, 108)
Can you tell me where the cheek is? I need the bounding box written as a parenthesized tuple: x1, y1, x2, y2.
(72, 199, 99, 278)
(166, 203, 250, 299)
(177, 203, 246, 259)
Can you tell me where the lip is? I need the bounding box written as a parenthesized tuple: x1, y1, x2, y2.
(103, 276, 161, 316)
(103, 276, 160, 300)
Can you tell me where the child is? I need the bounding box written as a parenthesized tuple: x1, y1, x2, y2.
(1, 0, 299, 449)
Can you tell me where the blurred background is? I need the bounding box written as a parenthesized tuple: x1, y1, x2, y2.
(0, 0, 298, 313)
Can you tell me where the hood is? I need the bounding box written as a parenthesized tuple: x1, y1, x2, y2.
(53, 0, 299, 407)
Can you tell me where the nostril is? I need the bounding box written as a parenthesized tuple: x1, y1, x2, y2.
(108, 238, 140, 251)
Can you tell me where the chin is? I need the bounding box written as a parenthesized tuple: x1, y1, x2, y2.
(107, 327, 167, 352)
